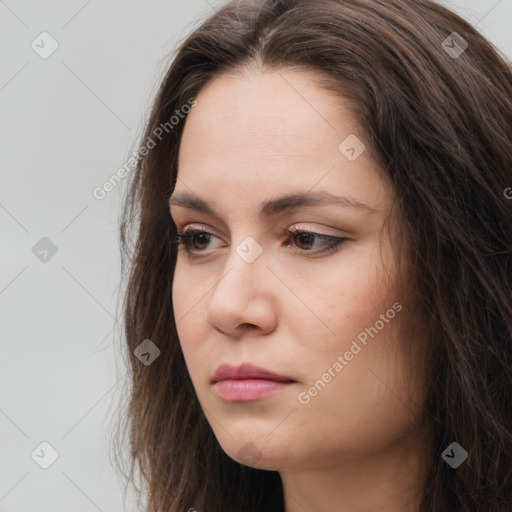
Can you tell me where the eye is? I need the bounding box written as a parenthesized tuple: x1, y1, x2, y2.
(285, 227, 348, 256)
(175, 227, 221, 255)
(173, 225, 348, 259)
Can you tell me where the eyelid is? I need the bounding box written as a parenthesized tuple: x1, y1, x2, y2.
(176, 221, 348, 238)
(285, 224, 349, 239)
(179, 223, 223, 240)
(178, 223, 345, 241)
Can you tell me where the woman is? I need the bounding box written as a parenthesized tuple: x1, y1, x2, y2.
(112, 0, 512, 510)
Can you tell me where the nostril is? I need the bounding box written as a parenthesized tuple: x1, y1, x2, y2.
(240, 323, 257, 329)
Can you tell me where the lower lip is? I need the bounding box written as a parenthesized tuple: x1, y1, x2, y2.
(213, 379, 294, 401)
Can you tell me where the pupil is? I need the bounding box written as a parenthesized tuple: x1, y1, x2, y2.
(297, 233, 313, 249)
(194, 233, 209, 249)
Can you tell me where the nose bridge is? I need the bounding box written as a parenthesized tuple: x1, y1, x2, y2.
(205, 234, 275, 332)
(215, 233, 268, 300)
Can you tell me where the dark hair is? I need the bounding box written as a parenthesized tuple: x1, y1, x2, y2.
(111, 0, 512, 511)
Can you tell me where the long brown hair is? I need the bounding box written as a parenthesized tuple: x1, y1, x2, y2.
(110, 1, 512, 510)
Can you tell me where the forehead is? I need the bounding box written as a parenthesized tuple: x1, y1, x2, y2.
(179, 67, 355, 167)
(176, 67, 389, 214)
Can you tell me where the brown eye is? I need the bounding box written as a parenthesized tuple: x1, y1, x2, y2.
(176, 229, 219, 257)
(285, 228, 348, 256)
(293, 232, 315, 250)
(190, 232, 211, 250)
(175, 227, 348, 259)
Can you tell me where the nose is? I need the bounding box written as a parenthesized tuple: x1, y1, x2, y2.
(205, 245, 278, 338)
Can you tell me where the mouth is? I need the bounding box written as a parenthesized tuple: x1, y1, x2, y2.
(213, 379, 295, 401)
(211, 362, 296, 402)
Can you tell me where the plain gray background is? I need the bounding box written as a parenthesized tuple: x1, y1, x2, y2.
(1, 1, 511, 511)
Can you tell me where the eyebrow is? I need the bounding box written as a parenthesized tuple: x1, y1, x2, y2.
(169, 190, 378, 217)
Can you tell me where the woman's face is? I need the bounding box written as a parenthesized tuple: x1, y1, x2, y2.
(171, 66, 423, 471)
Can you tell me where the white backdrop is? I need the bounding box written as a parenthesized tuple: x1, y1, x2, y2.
(1, 1, 511, 511)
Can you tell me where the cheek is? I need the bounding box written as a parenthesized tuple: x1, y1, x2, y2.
(287, 249, 393, 347)
(172, 259, 208, 325)
(289, 242, 409, 415)
(172, 266, 204, 363)
(294, 321, 415, 461)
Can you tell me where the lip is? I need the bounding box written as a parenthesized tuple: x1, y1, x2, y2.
(211, 363, 296, 402)
(211, 362, 294, 384)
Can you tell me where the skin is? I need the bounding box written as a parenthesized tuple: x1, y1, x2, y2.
(170, 65, 431, 512)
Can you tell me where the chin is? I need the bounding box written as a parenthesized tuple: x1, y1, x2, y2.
(214, 432, 287, 470)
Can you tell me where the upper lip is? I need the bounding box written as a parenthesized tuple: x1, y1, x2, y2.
(211, 363, 295, 384)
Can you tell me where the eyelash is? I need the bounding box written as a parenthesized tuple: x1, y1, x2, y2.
(173, 226, 348, 259)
